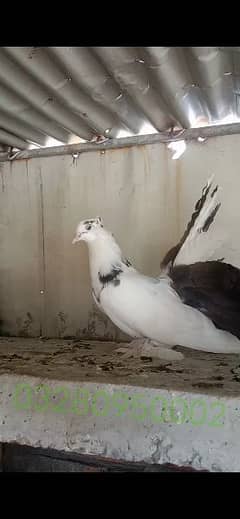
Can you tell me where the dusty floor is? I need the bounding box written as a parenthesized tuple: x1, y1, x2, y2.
(0, 336, 240, 397)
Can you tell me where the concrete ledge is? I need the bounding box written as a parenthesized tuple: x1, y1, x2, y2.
(0, 337, 240, 472)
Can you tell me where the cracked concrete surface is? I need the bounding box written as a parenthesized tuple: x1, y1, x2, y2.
(1, 337, 240, 471)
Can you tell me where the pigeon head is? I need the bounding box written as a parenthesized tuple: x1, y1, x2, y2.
(72, 216, 104, 244)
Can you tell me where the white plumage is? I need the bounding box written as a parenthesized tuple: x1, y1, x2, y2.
(72, 180, 240, 361)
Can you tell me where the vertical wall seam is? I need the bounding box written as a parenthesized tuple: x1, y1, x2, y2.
(39, 166, 46, 337)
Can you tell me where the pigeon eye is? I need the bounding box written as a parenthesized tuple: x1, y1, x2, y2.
(85, 224, 92, 231)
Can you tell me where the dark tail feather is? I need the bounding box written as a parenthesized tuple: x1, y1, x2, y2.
(161, 178, 218, 270)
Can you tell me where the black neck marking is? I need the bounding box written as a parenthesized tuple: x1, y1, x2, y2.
(123, 258, 132, 267)
(98, 266, 123, 287)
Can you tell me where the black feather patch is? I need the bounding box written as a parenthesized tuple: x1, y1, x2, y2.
(170, 261, 240, 340)
(98, 267, 123, 287)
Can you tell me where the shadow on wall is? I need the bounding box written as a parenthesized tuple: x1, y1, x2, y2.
(0, 313, 35, 338)
(0, 309, 129, 342)
(0, 318, 11, 337)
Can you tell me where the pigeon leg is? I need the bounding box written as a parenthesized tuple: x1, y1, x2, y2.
(115, 339, 184, 361)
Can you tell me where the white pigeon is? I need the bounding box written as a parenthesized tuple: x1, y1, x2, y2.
(72, 178, 240, 361)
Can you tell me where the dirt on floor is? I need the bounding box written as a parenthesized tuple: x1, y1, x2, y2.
(0, 336, 240, 397)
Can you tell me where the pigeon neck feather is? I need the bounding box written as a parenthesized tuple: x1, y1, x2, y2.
(88, 228, 123, 277)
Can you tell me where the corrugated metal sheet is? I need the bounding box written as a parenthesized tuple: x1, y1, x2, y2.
(0, 47, 238, 152)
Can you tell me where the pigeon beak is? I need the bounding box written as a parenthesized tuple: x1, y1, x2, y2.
(72, 232, 85, 244)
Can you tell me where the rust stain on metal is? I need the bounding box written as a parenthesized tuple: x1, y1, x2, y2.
(0, 170, 5, 192)
(57, 312, 68, 337)
(79, 306, 127, 342)
(16, 313, 34, 337)
(142, 146, 150, 181)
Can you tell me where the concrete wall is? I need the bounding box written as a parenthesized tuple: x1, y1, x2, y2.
(0, 135, 240, 338)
